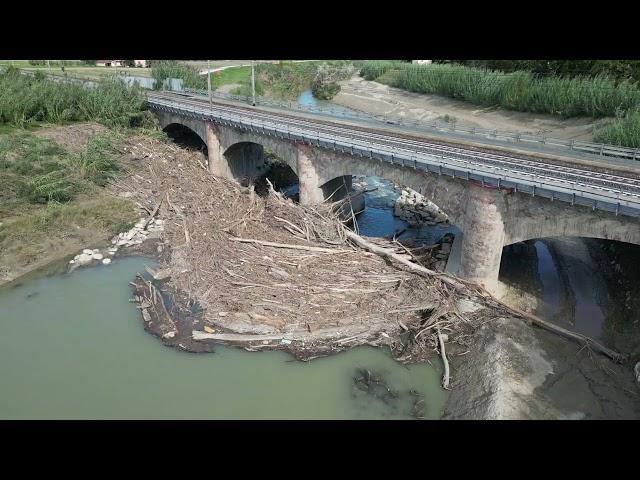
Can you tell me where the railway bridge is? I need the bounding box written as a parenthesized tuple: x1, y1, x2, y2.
(148, 91, 640, 294)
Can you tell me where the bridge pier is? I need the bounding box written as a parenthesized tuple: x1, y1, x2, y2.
(205, 122, 226, 177)
(297, 144, 324, 205)
(458, 184, 506, 294)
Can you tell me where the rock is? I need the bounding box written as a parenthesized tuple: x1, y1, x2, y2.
(102, 258, 111, 265)
(117, 239, 128, 246)
(92, 253, 104, 260)
(456, 298, 485, 314)
(218, 312, 228, 317)
(635, 362, 640, 383)
(76, 253, 93, 265)
(82, 249, 93, 255)
(441, 243, 452, 254)
(162, 331, 176, 339)
(69, 260, 75, 264)
(204, 326, 216, 334)
(92, 249, 100, 254)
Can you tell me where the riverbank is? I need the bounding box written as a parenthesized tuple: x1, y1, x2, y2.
(0, 123, 142, 286)
(331, 76, 604, 141)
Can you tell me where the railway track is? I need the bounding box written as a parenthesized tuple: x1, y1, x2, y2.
(146, 91, 640, 213)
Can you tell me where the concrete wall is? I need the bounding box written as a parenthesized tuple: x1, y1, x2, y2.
(154, 113, 640, 293)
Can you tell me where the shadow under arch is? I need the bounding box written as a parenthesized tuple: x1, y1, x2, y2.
(163, 123, 208, 157)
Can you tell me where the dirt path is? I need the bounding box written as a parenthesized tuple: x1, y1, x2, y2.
(332, 76, 607, 141)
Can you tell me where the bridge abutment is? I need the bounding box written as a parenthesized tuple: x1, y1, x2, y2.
(459, 184, 506, 294)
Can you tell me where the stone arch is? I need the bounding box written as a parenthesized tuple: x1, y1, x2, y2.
(501, 194, 640, 247)
(305, 149, 470, 227)
(215, 128, 299, 176)
(155, 110, 207, 145)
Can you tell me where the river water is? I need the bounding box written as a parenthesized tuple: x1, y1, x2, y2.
(0, 256, 447, 419)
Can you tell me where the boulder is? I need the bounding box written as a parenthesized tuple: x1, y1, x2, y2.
(102, 258, 112, 265)
(92, 253, 104, 260)
(76, 253, 93, 265)
(82, 249, 93, 255)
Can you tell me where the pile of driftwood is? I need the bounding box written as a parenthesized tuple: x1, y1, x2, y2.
(112, 134, 626, 391)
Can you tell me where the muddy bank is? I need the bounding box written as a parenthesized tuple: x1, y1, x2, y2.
(445, 316, 640, 419)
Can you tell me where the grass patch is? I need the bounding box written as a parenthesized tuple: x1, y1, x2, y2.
(0, 125, 139, 280)
(594, 109, 640, 148)
(0, 67, 150, 129)
(0, 129, 124, 209)
(211, 66, 252, 89)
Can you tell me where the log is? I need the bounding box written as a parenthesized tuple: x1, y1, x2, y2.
(437, 325, 450, 390)
(502, 303, 626, 363)
(228, 236, 352, 254)
(386, 304, 436, 314)
(142, 197, 163, 230)
(344, 230, 465, 290)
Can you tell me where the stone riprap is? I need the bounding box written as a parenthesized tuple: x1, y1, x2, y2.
(395, 188, 449, 227)
(68, 217, 165, 271)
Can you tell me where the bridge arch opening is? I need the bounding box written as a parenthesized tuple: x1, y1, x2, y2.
(254, 151, 299, 198)
(163, 123, 208, 158)
(322, 173, 462, 271)
(498, 236, 640, 353)
(222, 141, 269, 187)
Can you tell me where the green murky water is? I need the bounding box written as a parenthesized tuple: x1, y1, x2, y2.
(0, 256, 447, 419)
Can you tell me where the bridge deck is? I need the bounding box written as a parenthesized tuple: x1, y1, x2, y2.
(147, 91, 640, 218)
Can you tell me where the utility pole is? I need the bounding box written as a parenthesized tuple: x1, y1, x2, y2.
(207, 59, 212, 111)
(251, 60, 256, 106)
